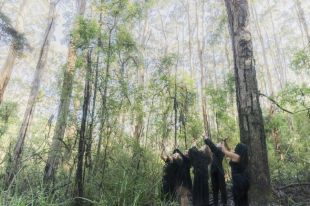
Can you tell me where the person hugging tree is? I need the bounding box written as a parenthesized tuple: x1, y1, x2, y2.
(204, 137, 228, 206)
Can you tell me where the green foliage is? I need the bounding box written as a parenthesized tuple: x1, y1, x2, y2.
(290, 46, 310, 73)
(77, 137, 164, 205)
(72, 17, 99, 49)
(264, 84, 310, 185)
(205, 78, 238, 140)
(0, 102, 17, 138)
(116, 25, 137, 54)
(225, 72, 235, 96)
(178, 76, 204, 143)
(276, 83, 310, 112)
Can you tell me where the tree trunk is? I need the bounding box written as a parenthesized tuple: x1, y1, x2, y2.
(250, 1, 274, 96)
(75, 50, 92, 205)
(195, 0, 211, 138)
(0, 0, 28, 104)
(94, 26, 113, 170)
(43, 0, 86, 184)
(223, 0, 271, 205)
(186, 0, 193, 77)
(294, 0, 310, 44)
(4, 1, 56, 189)
(85, 51, 99, 170)
(266, 0, 287, 86)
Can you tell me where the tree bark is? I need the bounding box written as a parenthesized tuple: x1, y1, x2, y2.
(43, 0, 86, 184)
(4, 1, 56, 189)
(0, 0, 28, 104)
(223, 0, 271, 205)
(75, 50, 92, 205)
(94, 26, 113, 170)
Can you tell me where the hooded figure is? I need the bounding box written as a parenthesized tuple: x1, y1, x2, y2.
(229, 143, 249, 206)
(188, 146, 212, 206)
(204, 139, 227, 206)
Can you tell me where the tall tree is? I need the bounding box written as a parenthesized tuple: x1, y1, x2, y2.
(0, 0, 28, 104)
(4, 0, 57, 189)
(223, 0, 271, 205)
(75, 50, 92, 206)
(43, 0, 86, 184)
(294, 0, 310, 44)
(250, 1, 274, 96)
(266, 0, 287, 87)
(195, 0, 211, 137)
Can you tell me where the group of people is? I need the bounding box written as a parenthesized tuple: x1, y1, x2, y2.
(161, 135, 249, 206)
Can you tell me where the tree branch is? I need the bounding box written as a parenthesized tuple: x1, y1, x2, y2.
(259, 93, 294, 114)
(277, 182, 310, 190)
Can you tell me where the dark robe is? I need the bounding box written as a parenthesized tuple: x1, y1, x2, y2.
(230, 143, 249, 206)
(188, 146, 211, 206)
(162, 148, 191, 202)
(204, 139, 227, 206)
(174, 149, 192, 191)
(162, 158, 178, 201)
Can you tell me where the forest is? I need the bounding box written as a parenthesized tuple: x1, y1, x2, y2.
(0, 0, 309, 205)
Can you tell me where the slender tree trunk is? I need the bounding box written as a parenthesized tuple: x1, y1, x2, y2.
(294, 0, 310, 43)
(186, 0, 193, 77)
(4, 1, 56, 189)
(195, 0, 211, 137)
(294, 4, 307, 47)
(266, 0, 287, 85)
(250, 1, 274, 96)
(223, 0, 271, 205)
(174, 70, 178, 148)
(85, 51, 99, 170)
(75, 50, 92, 205)
(43, 0, 86, 184)
(0, 0, 28, 104)
(95, 27, 113, 169)
(264, 31, 283, 89)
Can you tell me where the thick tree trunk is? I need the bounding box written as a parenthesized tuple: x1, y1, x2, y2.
(223, 0, 271, 205)
(43, 0, 86, 184)
(75, 50, 92, 205)
(0, 0, 28, 104)
(4, 1, 56, 189)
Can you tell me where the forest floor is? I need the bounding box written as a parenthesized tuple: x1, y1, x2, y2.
(205, 184, 310, 206)
(272, 183, 310, 206)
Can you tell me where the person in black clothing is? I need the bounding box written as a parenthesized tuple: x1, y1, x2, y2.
(205, 136, 249, 206)
(204, 139, 227, 206)
(188, 145, 212, 206)
(161, 150, 178, 201)
(161, 149, 192, 206)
